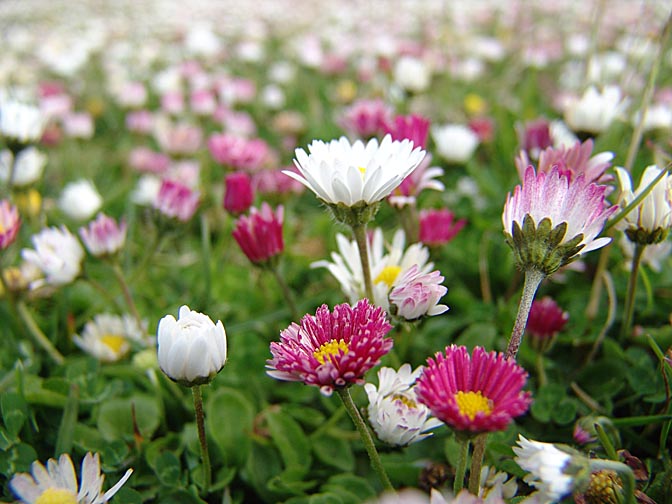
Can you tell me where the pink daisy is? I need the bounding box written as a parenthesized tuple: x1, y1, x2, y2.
(415, 345, 531, 433)
(0, 199, 21, 250)
(232, 203, 284, 265)
(266, 299, 394, 396)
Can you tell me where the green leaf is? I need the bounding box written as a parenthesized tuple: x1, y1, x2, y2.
(552, 399, 578, 425)
(455, 322, 497, 350)
(155, 451, 181, 487)
(206, 388, 255, 468)
(320, 474, 377, 503)
(97, 394, 162, 442)
(1, 392, 28, 439)
(266, 407, 311, 474)
(311, 433, 354, 472)
(112, 487, 143, 504)
(158, 489, 207, 504)
(241, 441, 284, 503)
(267, 466, 316, 495)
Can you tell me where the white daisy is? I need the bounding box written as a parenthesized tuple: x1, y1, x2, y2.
(10, 452, 133, 504)
(513, 435, 575, 502)
(0, 98, 46, 145)
(286, 134, 425, 207)
(73, 313, 151, 363)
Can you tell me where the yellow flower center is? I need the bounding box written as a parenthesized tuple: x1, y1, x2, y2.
(313, 339, 349, 365)
(374, 266, 402, 287)
(358, 166, 367, 177)
(35, 488, 78, 504)
(392, 393, 417, 408)
(101, 333, 126, 354)
(454, 391, 493, 420)
(0, 220, 5, 233)
(464, 93, 487, 115)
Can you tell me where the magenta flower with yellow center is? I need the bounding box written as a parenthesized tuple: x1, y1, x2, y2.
(415, 345, 531, 433)
(266, 299, 393, 396)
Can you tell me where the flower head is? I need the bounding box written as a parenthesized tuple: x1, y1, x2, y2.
(10, 452, 133, 504)
(338, 98, 393, 139)
(388, 154, 445, 208)
(431, 124, 479, 164)
(266, 299, 393, 396)
(384, 114, 430, 149)
(365, 364, 441, 446)
(223, 171, 254, 215)
(502, 166, 617, 275)
(157, 305, 227, 386)
(208, 133, 270, 171)
(526, 296, 568, 352)
(0, 147, 47, 186)
(59, 179, 103, 221)
(389, 265, 449, 321)
(615, 165, 672, 244)
(73, 313, 150, 362)
(415, 345, 531, 433)
(232, 203, 284, 266)
(419, 208, 466, 247)
(153, 179, 200, 222)
(22, 225, 84, 287)
(0, 98, 46, 147)
(0, 199, 21, 250)
(564, 85, 628, 134)
(287, 135, 425, 223)
(79, 213, 127, 257)
(513, 435, 575, 502)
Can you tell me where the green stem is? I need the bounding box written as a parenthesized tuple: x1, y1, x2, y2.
(337, 388, 394, 492)
(505, 268, 545, 360)
(589, 459, 636, 504)
(111, 262, 144, 332)
(454, 437, 470, 494)
(468, 434, 487, 495)
(269, 263, 299, 321)
(16, 300, 64, 365)
(396, 204, 418, 244)
(620, 243, 645, 340)
(585, 235, 613, 320)
(352, 224, 374, 302)
(200, 213, 212, 307)
(192, 385, 211, 494)
(535, 352, 548, 387)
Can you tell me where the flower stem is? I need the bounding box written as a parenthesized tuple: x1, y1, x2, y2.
(454, 437, 470, 494)
(16, 300, 64, 365)
(352, 224, 374, 302)
(505, 268, 545, 360)
(337, 388, 394, 492)
(535, 352, 548, 388)
(269, 263, 299, 321)
(468, 434, 487, 495)
(620, 243, 645, 340)
(192, 385, 211, 494)
(589, 459, 636, 504)
(111, 262, 144, 332)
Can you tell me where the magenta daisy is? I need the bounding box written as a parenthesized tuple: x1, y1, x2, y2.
(232, 203, 284, 266)
(415, 345, 531, 433)
(266, 299, 394, 396)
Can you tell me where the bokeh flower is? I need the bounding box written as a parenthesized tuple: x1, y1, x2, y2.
(0, 199, 21, 250)
(208, 133, 270, 171)
(223, 171, 254, 215)
(431, 124, 479, 164)
(79, 213, 127, 257)
(415, 345, 531, 433)
(419, 208, 466, 247)
(0, 98, 46, 147)
(10, 451, 132, 504)
(232, 202, 284, 266)
(0, 147, 47, 186)
(564, 85, 628, 135)
(365, 364, 441, 446)
(153, 179, 200, 222)
(338, 98, 393, 139)
(59, 179, 103, 221)
(157, 305, 227, 386)
(384, 114, 430, 149)
(526, 296, 568, 352)
(266, 299, 393, 396)
(73, 313, 150, 362)
(22, 225, 84, 287)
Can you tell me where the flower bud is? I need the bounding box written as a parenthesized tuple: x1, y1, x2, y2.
(157, 305, 227, 386)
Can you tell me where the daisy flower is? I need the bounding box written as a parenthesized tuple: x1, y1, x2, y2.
(73, 313, 151, 362)
(266, 299, 393, 396)
(10, 452, 133, 504)
(415, 345, 531, 433)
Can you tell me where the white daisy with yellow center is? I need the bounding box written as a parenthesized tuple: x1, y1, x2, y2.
(73, 313, 150, 362)
(10, 452, 132, 504)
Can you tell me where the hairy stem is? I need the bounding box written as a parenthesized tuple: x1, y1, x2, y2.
(505, 268, 545, 360)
